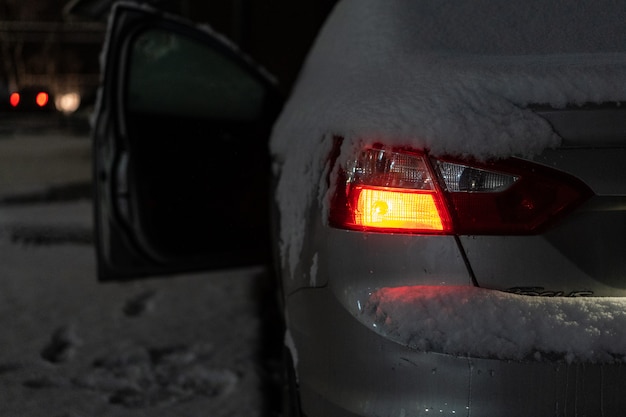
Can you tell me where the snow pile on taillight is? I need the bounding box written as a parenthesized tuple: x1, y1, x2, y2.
(269, 0, 626, 273)
(364, 286, 626, 363)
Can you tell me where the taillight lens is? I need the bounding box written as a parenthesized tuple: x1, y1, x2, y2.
(330, 147, 453, 233)
(9, 92, 20, 107)
(329, 145, 593, 235)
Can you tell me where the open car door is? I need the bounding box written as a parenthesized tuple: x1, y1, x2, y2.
(93, 3, 283, 280)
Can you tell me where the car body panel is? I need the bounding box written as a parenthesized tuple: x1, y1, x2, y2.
(461, 109, 626, 296)
(534, 106, 626, 148)
(288, 286, 626, 417)
(460, 199, 626, 297)
(281, 206, 472, 296)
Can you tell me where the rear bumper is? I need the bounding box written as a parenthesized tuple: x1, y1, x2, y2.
(287, 285, 626, 417)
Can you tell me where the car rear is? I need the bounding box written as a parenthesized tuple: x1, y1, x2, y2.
(285, 105, 626, 416)
(8, 86, 54, 112)
(272, 1, 626, 416)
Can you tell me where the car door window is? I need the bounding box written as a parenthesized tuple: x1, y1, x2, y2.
(93, 7, 281, 279)
(118, 28, 275, 263)
(127, 29, 266, 120)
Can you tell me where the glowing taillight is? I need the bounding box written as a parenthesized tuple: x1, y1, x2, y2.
(36, 92, 49, 107)
(355, 187, 447, 231)
(329, 145, 593, 235)
(329, 147, 452, 233)
(9, 93, 20, 107)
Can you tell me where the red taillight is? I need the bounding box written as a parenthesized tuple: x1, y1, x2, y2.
(329, 145, 593, 235)
(9, 92, 20, 107)
(436, 157, 593, 234)
(329, 147, 453, 233)
(354, 187, 447, 231)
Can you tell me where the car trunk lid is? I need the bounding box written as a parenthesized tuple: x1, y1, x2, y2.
(459, 104, 626, 297)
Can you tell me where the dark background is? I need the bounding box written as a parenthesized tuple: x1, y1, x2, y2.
(0, 0, 338, 106)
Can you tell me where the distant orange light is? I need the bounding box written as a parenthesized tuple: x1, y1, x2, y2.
(355, 187, 446, 231)
(9, 92, 20, 107)
(36, 92, 49, 107)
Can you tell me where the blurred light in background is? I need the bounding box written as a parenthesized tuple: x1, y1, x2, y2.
(36, 92, 49, 107)
(55, 92, 81, 113)
(10, 93, 20, 107)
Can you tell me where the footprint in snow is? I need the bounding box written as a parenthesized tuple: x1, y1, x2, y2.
(123, 290, 156, 317)
(0, 362, 22, 374)
(74, 343, 237, 408)
(40, 325, 82, 364)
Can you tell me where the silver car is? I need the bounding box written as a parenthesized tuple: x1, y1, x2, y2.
(94, 1, 626, 416)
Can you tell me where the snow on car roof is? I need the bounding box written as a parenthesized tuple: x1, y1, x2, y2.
(271, 0, 626, 274)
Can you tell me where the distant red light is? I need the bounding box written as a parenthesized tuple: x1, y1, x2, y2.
(9, 92, 20, 107)
(36, 92, 49, 107)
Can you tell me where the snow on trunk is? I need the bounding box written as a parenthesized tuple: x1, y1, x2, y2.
(270, 0, 626, 275)
(362, 286, 626, 363)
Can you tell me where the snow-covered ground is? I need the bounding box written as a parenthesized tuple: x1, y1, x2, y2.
(0, 129, 277, 416)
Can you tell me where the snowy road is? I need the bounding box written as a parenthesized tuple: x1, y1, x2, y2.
(0, 127, 279, 416)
